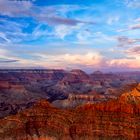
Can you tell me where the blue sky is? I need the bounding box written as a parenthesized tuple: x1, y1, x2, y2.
(0, 0, 140, 72)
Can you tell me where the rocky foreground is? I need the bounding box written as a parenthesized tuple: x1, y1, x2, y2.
(0, 83, 140, 140)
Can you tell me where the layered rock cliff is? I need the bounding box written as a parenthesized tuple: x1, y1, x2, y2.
(0, 84, 140, 140)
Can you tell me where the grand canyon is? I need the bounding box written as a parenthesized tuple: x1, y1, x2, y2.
(0, 69, 140, 139)
(1, 0, 140, 139)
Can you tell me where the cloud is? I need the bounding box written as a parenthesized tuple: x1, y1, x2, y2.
(135, 18, 140, 22)
(107, 55, 140, 69)
(0, 43, 104, 69)
(126, 45, 140, 55)
(0, 0, 33, 17)
(116, 36, 140, 47)
(37, 16, 95, 26)
(0, 1, 95, 26)
(76, 29, 93, 43)
(54, 24, 83, 39)
(38, 16, 81, 26)
(125, 0, 140, 8)
(54, 25, 73, 39)
(77, 31, 116, 45)
(108, 44, 140, 69)
(0, 59, 19, 63)
(1, 43, 140, 70)
(0, 2, 96, 45)
(0, 32, 11, 43)
(107, 16, 120, 25)
(33, 4, 95, 26)
(0, 18, 29, 43)
(0, 48, 20, 63)
(129, 24, 140, 30)
(0, 19, 25, 33)
(31, 51, 103, 68)
(118, 17, 140, 32)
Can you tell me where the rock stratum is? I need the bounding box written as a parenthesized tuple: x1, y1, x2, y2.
(0, 83, 140, 140)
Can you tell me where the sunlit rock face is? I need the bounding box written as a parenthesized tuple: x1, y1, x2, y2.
(0, 83, 140, 140)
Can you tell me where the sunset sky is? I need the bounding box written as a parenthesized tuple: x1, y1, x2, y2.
(0, 0, 140, 72)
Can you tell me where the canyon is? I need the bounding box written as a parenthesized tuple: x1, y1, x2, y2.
(0, 83, 140, 139)
(0, 69, 140, 140)
(0, 69, 139, 118)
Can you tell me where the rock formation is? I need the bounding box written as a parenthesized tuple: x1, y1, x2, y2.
(0, 83, 140, 140)
(0, 69, 139, 118)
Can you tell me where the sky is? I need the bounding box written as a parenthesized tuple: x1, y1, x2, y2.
(0, 0, 140, 72)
